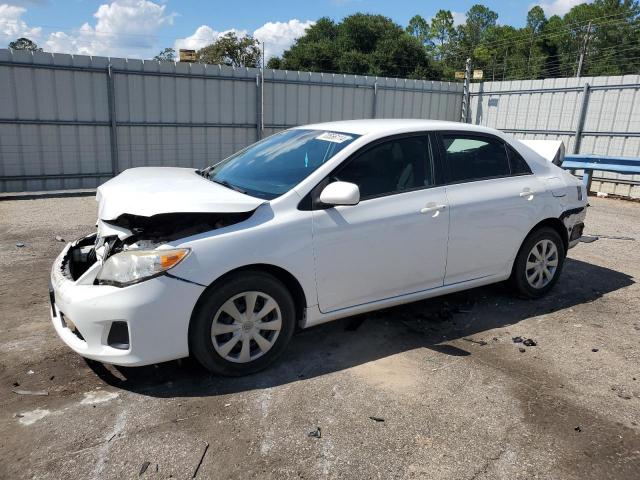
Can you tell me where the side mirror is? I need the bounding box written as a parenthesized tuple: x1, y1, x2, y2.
(319, 181, 360, 206)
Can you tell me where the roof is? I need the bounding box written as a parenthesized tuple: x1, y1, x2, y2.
(294, 119, 499, 136)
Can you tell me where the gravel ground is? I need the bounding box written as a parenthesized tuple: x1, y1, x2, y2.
(0, 195, 639, 480)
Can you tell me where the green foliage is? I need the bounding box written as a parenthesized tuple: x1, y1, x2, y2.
(527, 6, 547, 34)
(406, 15, 432, 47)
(197, 32, 261, 67)
(154, 48, 175, 62)
(277, 13, 435, 79)
(273, 2, 640, 81)
(8, 37, 41, 52)
(266, 57, 282, 69)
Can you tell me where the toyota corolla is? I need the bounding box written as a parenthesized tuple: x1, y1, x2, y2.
(50, 120, 587, 375)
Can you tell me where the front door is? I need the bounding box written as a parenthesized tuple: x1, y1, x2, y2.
(311, 134, 450, 313)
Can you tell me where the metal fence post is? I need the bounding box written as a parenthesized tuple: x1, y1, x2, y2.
(372, 81, 377, 118)
(573, 82, 590, 154)
(106, 64, 119, 177)
(574, 82, 592, 191)
(256, 73, 262, 140)
(460, 58, 472, 123)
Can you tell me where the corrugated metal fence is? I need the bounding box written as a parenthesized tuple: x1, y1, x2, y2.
(0, 49, 462, 193)
(2, 48, 639, 196)
(469, 75, 640, 198)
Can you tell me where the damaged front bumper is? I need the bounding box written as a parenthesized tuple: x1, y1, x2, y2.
(49, 236, 205, 366)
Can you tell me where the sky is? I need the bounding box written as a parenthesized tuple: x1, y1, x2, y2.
(0, 0, 588, 60)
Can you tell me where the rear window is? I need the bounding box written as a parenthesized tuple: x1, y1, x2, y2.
(442, 134, 510, 182)
(508, 146, 533, 175)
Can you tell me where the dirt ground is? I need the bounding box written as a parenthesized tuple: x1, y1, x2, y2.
(0, 195, 639, 480)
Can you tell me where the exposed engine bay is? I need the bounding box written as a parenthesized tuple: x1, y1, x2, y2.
(64, 211, 254, 281)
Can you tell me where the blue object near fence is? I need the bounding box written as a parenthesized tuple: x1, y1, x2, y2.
(561, 154, 640, 192)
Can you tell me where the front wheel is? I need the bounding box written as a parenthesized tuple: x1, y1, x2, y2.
(510, 227, 565, 298)
(189, 271, 296, 376)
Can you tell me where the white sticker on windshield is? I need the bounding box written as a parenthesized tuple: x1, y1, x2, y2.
(316, 132, 352, 143)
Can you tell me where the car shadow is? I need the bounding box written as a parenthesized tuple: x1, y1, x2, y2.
(86, 258, 634, 398)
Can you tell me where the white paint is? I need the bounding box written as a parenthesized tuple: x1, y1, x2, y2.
(95, 167, 264, 223)
(50, 119, 587, 368)
(18, 408, 50, 426)
(520, 140, 564, 164)
(319, 181, 360, 207)
(81, 390, 119, 405)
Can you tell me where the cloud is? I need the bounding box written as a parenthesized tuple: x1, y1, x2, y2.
(534, 0, 589, 17)
(174, 19, 314, 60)
(451, 11, 466, 27)
(174, 26, 247, 52)
(44, 0, 176, 58)
(0, 4, 42, 45)
(253, 20, 314, 59)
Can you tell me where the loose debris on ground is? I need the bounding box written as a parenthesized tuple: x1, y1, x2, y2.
(12, 389, 48, 396)
(462, 337, 488, 346)
(138, 461, 150, 477)
(191, 442, 209, 479)
(2, 195, 640, 480)
(513, 336, 537, 347)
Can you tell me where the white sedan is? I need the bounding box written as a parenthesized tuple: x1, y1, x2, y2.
(50, 120, 587, 375)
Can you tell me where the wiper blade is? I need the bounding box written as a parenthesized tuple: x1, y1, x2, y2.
(211, 178, 247, 194)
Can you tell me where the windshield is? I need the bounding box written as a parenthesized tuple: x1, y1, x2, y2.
(206, 129, 360, 199)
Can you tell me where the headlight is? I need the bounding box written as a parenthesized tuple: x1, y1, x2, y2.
(96, 248, 190, 287)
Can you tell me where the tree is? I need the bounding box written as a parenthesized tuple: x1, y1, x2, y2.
(546, 0, 640, 77)
(154, 48, 175, 62)
(430, 10, 455, 49)
(429, 9, 456, 68)
(272, 2, 640, 81)
(8, 37, 41, 52)
(463, 4, 499, 45)
(526, 6, 547, 34)
(277, 14, 436, 79)
(197, 32, 261, 67)
(266, 57, 282, 69)
(406, 15, 431, 46)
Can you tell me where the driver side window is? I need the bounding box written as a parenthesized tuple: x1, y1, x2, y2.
(335, 135, 434, 200)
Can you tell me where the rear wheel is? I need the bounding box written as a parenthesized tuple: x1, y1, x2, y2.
(510, 227, 565, 298)
(189, 271, 296, 376)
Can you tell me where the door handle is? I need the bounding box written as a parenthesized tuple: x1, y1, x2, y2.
(420, 203, 447, 214)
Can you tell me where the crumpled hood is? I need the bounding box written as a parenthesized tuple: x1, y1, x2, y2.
(96, 167, 264, 221)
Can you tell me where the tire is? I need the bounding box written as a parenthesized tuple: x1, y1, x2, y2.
(189, 271, 296, 376)
(510, 227, 566, 299)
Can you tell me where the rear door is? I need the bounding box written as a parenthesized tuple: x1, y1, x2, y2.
(437, 132, 546, 285)
(311, 133, 450, 313)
